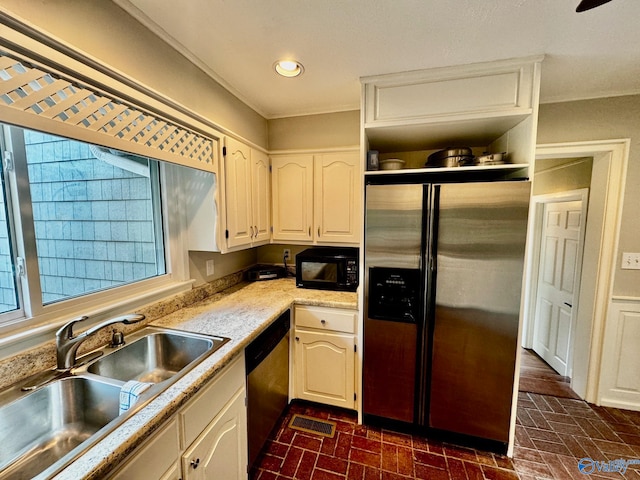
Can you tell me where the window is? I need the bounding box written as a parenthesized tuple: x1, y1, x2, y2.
(0, 161, 19, 315)
(1, 124, 168, 325)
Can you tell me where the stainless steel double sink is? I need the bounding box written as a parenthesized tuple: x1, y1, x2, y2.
(0, 326, 229, 479)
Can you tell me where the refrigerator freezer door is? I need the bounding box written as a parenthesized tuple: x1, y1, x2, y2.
(427, 181, 531, 443)
(364, 183, 424, 423)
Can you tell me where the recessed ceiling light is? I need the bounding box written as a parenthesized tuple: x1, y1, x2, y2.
(274, 60, 304, 78)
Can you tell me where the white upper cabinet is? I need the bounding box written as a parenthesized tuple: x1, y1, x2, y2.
(271, 151, 360, 245)
(364, 57, 538, 126)
(362, 55, 543, 176)
(224, 137, 271, 249)
(271, 154, 314, 242)
(183, 136, 270, 253)
(314, 152, 360, 243)
(251, 150, 271, 244)
(224, 138, 253, 248)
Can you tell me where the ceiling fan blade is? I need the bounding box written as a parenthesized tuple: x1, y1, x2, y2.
(576, 0, 613, 12)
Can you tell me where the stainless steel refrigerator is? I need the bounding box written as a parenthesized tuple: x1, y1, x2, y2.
(363, 180, 530, 448)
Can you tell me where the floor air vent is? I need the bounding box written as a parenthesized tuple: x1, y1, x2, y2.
(288, 414, 336, 438)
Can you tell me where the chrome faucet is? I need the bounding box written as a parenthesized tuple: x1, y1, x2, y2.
(55, 313, 145, 371)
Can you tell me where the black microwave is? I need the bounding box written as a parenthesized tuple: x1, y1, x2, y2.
(296, 247, 359, 292)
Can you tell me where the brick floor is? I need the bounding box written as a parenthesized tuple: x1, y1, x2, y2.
(251, 397, 640, 479)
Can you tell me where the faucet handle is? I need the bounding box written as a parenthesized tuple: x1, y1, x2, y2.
(56, 315, 89, 340)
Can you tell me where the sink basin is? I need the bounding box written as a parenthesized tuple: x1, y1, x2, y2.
(87, 329, 225, 383)
(0, 326, 230, 479)
(0, 376, 120, 479)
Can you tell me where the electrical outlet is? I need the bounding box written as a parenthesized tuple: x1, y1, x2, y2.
(621, 252, 640, 270)
(206, 259, 215, 276)
(283, 249, 291, 262)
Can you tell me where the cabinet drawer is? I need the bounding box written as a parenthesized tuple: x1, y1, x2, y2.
(295, 305, 356, 333)
(180, 354, 245, 448)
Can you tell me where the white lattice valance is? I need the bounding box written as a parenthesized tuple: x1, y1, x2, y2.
(0, 51, 215, 171)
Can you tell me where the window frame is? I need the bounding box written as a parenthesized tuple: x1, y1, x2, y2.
(0, 129, 24, 322)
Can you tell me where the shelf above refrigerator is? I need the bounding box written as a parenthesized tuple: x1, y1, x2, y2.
(365, 163, 529, 176)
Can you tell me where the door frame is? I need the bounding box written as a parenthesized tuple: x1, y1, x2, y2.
(521, 139, 629, 403)
(524, 188, 589, 378)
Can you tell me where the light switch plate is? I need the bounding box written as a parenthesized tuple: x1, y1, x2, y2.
(206, 259, 215, 276)
(621, 253, 640, 270)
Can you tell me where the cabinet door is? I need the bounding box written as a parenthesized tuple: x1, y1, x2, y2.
(314, 152, 360, 243)
(294, 329, 355, 409)
(109, 418, 181, 480)
(224, 137, 253, 249)
(363, 58, 536, 125)
(251, 149, 271, 245)
(271, 155, 314, 242)
(182, 387, 248, 480)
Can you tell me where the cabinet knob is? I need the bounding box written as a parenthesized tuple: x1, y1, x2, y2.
(190, 458, 200, 469)
(295, 336, 300, 342)
(308, 226, 311, 236)
(321, 319, 326, 325)
(318, 227, 320, 237)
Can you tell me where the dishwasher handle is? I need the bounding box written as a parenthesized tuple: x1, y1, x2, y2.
(245, 310, 291, 374)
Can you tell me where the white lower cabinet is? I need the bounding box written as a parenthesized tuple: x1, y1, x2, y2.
(108, 355, 247, 480)
(181, 388, 247, 480)
(109, 418, 181, 480)
(293, 305, 357, 409)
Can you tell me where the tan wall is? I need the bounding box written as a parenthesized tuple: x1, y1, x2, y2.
(257, 244, 311, 266)
(189, 250, 257, 287)
(533, 157, 593, 196)
(268, 110, 360, 151)
(0, 0, 268, 147)
(537, 95, 640, 297)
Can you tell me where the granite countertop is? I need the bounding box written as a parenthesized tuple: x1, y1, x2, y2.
(53, 278, 358, 480)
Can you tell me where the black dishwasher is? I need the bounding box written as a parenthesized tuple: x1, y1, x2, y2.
(245, 309, 290, 468)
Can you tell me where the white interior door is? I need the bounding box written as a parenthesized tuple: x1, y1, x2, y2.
(532, 198, 587, 376)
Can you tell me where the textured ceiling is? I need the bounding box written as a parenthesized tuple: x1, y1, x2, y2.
(114, 0, 640, 118)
